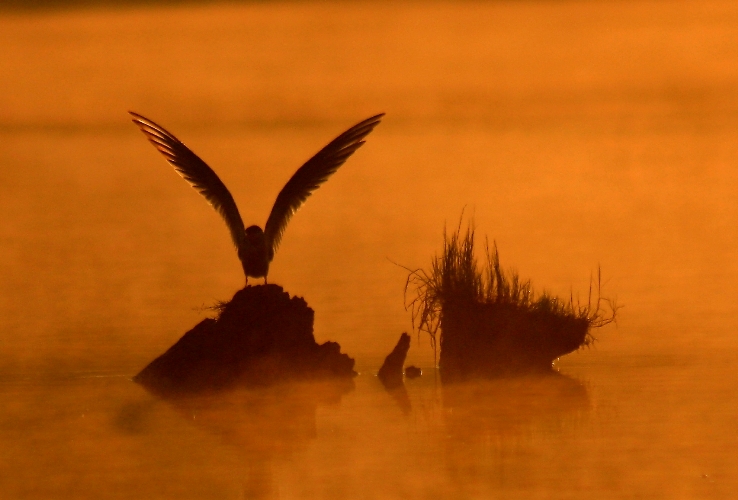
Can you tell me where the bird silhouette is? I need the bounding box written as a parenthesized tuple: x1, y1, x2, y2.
(130, 111, 384, 284)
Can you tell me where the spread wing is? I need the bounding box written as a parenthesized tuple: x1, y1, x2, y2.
(264, 113, 384, 258)
(129, 111, 246, 251)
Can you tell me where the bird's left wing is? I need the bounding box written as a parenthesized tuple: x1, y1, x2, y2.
(264, 113, 384, 259)
(129, 112, 246, 252)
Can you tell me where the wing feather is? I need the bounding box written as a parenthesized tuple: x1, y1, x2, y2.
(263, 113, 384, 258)
(129, 112, 246, 251)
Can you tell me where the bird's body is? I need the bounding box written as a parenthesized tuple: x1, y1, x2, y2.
(239, 225, 270, 280)
(130, 112, 383, 283)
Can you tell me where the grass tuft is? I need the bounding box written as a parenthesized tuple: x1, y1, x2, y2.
(405, 218, 619, 358)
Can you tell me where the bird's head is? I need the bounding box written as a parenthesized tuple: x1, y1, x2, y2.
(244, 225, 265, 245)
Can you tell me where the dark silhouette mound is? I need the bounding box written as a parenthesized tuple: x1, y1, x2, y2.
(135, 284, 356, 394)
(440, 301, 588, 381)
(406, 219, 618, 383)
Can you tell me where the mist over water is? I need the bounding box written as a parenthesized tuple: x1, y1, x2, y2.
(1, 1, 737, 498)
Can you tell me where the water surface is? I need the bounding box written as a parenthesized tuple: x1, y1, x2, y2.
(1, 1, 737, 498)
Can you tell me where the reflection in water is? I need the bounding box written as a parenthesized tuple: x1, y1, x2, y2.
(141, 380, 354, 498)
(443, 372, 589, 436)
(442, 373, 590, 493)
(382, 382, 412, 416)
(115, 399, 158, 435)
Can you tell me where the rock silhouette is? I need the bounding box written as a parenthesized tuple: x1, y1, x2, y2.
(135, 284, 356, 395)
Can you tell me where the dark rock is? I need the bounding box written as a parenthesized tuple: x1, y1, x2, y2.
(378, 332, 411, 389)
(135, 284, 356, 395)
(404, 365, 422, 379)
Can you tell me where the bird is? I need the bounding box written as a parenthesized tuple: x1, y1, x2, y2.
(129, 111, 384, 284)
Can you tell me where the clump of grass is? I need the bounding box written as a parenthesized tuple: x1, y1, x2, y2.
(405, 219, 618, 357)
(194, 300, 229, 318)
(207, 300, 229, 316)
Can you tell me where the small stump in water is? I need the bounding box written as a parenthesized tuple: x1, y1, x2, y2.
(407, 219, 617, 382)
(135, 284, 356, 394)
(378, 332, 411, 389)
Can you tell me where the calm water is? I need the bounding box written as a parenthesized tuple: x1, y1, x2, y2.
(1, 1, 738, 498)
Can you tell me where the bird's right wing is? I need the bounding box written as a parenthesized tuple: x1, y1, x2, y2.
(264, 113, 384, 258)
(129, 112, 246, 251)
